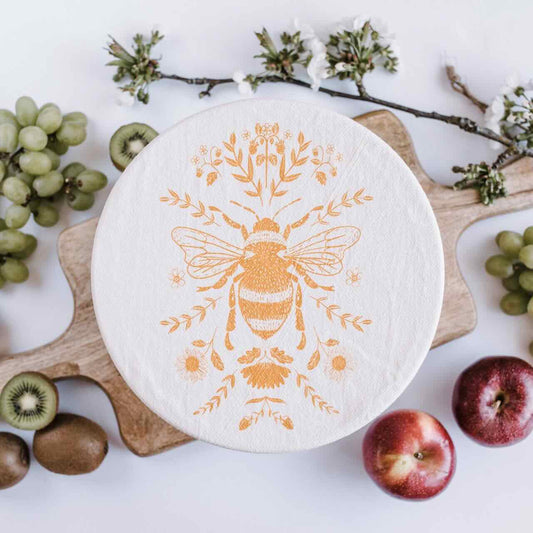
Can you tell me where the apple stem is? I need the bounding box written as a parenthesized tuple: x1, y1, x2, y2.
(492, 399, 502, 410)
(413, 452, 424, 460)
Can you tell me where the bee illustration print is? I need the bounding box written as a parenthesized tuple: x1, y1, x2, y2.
(171, 200, 360, 351)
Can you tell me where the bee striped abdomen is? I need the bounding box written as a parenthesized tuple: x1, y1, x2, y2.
(239, 281, 293, 339)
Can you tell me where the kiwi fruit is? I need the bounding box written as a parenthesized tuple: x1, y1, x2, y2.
(109, 122, 157, 171)
(0, 372, 58, 430)
(33, 413, 108, 475)
(0, 432, 30, 490)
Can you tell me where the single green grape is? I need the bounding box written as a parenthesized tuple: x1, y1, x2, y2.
(519, 270, 533, 293)
(0, 229, 27, 254)
(524, 226, 533, 246)
(32, 171, 64, 197)
(5, 205, 31, 229)
(0, 109, 19, 130)
(56, 122, 86, 146)
(76, 169, 107, 193)
(18, 125, 48, 151)
(519, 245, 533, 269)
(0, 218, 7, 231)
(529, 340, 533, 356)
(62, 111, 88, 126)
(500, 291, 529, 315)
(495, 231, 506, 246)
(19, 151, 52, 175)
(2, 177, 31, 205)
(41, 148, 60, 170)
(11, 234, 37, 259)
(67, 189, 94, 211)
(0, 273, 5, 289)
(33, 202, 59, 227)
(15, 96, 38, 127)
(46, 137, 68, 155)
(15, 172, 34, 187)
(62, 162, 85, 180)
(0, 257, 29, 283)
(528, 297, 533, 316)
(497, 231, 524, 259)
(502, 272, 521, 292)
(0, 160, 5, 181)
(485, 255, 514, 279)
(0, 123, 19, 153)
(36, 105, 62, 134)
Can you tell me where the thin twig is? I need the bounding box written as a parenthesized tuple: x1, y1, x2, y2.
(445, 65, 488, 113)
(160, 72, 529, 155)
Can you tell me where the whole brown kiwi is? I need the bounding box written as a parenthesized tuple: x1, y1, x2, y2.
(0, 432, 30, 489)
(33, 413, 108, 475)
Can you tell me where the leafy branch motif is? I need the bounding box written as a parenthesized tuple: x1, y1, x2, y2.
(307, 333, 339, 371)
(310, 144, 342, 185)
(223, 132, 263, 203)
(295, 373, 339, 414)
(193, 374, 236, 415)
(159, 190, 220, 226)
(269, 131, 311, 202)
(239, 397, 293, 430)
(313, 189, 373, 226)
(160, 297, 220, 333)
(191, 331, 224, 371)
(190, 145, 223, 185)
(311, 296, 372, 332)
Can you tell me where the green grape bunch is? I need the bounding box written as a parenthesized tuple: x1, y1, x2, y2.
(485, 226, 533, 355)
(0, 96, 107, 289)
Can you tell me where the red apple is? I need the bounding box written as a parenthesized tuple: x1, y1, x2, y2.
(362, 410, 456, 500)
(452, 356, 533, 446)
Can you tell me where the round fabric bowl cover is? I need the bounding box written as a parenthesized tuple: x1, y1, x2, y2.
(92, 100, 444, 453)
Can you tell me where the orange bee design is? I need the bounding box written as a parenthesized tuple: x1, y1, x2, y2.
(171, 201, 360, 351)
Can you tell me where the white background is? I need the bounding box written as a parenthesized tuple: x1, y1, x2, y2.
(0, 0, 532, 531)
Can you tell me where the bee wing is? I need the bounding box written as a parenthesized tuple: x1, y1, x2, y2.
(285, 226, 360, 276)
(171, 227, 244, 279)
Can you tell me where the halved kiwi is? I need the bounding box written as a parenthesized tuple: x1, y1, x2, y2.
(109, 122, 158, 171)
(0, 372, 58, 430)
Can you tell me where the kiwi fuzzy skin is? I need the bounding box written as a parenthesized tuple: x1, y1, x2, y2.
(33, 413, 108, 475)
(0, 432, 30, 490)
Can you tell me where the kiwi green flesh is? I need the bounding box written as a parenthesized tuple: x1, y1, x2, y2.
(109, 122, 158, 171)
(0, 372, 58, 430)
(0, 432, 30, 490)
(33, 413, 108, 475)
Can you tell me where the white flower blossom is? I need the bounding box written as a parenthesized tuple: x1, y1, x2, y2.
(335, 62, 348, 73)
(485, 95, 504, 131)
(232, 71, 253, 96)
(371, 17, 395, 46)
(352, 15, 370, 32)
(485, 95, 505, 149)
(116, 91, 135, 107)
(499, 73, 519, 96)
(293, 18, 316, 41)
(306, 37, 330, 90)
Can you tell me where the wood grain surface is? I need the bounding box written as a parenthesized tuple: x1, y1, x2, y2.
(1, 109, 532, 456)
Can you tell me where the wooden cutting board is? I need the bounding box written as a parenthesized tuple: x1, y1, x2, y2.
(1, 109, 532, 456)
